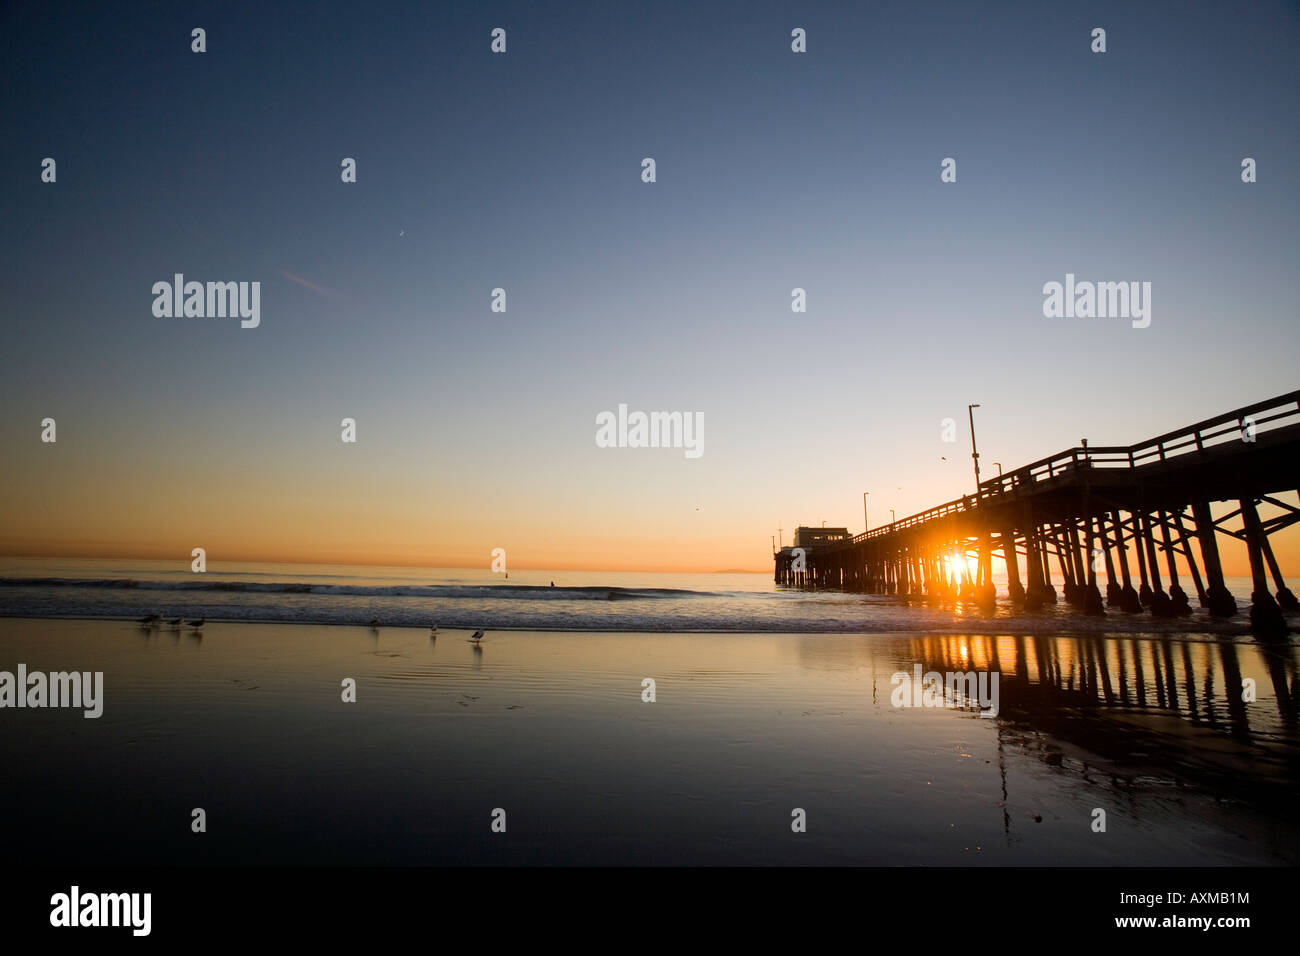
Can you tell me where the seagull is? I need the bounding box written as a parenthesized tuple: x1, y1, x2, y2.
(166, 617, 183, 629)
(469, 629, 485, 644)
(368, 618, 380, 630)
(430, 624, 438, 638)
(138, 614, 162, 627)
(187, 618, 205, 629)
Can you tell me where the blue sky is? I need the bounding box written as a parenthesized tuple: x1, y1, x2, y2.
(1, 0, 1297, 568)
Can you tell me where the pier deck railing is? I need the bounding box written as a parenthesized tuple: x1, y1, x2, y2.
(849, 391, 1300, 544)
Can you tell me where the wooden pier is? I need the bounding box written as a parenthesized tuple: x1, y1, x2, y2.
(774, 391, 1300, 636)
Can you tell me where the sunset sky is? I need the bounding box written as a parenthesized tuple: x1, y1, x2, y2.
(2, 1, 1297, 574)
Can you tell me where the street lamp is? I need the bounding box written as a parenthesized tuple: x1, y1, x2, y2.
(994, 462, 1002, 476)
(968, 404, 982, 499)
(890, 508, 896, 525)
(863, 492, 869, 533)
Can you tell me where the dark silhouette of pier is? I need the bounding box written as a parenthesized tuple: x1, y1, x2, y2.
(775, 391, 1300, 635)
(902, 633, 1299, 848)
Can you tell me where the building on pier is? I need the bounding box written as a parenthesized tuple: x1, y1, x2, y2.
(793, 526, 852, 549)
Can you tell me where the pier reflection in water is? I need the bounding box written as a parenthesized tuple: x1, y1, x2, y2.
(886, 632, 1299, 838)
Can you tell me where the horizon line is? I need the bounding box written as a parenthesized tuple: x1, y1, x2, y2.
(0, 552, 770, 576)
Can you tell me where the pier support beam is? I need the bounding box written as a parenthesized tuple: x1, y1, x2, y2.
(1099, 517, 1121, 607)
(1172, 511, 1209, 608)
(1140, 512, 1174, 616)
(1110, 510, 1142, 612)
(1158, 511, 1192, 616)
(1240, 497, 1288, 637)
(1191, 500, 1238, 617)
(1023, 509, 1046, 610)
(1079, 498, 1105, 616)
(1003, 527, 1025, 605)
(1133, 512, 1154, 607)
(1039, 525, 1058, 604)
(1052, 523, 1076, 606)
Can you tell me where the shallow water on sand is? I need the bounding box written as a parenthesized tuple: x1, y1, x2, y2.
(0, 618, 1295, 865)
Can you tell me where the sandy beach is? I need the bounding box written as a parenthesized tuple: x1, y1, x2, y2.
(1, 617, 1294, 867)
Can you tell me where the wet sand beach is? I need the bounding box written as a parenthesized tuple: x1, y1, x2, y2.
(1, 617, 1294, 866)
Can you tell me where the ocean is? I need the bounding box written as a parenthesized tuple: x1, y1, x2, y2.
(0, 556, 1272, 634)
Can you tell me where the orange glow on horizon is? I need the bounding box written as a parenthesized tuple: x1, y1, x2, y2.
(3, 525, 1296, 578)
(1, 441, 1296, 577)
